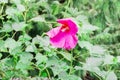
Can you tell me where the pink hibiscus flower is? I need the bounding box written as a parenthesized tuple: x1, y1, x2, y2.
(47, 18, 78, 50)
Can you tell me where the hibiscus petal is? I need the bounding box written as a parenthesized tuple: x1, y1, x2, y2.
(50, 31, 66, 48)
(64, 35, 78, 50)
(57, 18, 69, 25)
(46, 27, 61, 38)
(57, 18, 78, 34)
(68, 19, 78, 34)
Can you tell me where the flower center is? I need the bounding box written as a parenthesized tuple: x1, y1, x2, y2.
(61, 25, 70, 32)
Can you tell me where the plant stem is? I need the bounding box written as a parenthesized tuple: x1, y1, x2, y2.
(12, 31, 17, 39)
(69, 50, 74, 75)
(45, 68, 51, 80)
(93, 72, 103, 80)
(0, 3, 5, 15)
(67, 0, 71, 7)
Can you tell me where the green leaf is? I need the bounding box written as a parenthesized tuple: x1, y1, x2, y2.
(12, 0, 21, 4)
(51, 62, 69, 76)
(12, 22, 27, 31)
(4, 38, 22, 50)
(17, 4, 25, 12)
(78, 41, 105, 55)
(59, 72, 82, 80)
(32, 36, 50, 52)
(16, 62, 31, 70)
(46, 56, 59, 67)
(30, 16, 45, 22)
(76, 65, 107, 78)
(89, 45, 106, 55)
(0, 53, 2, 59)
(32, 36, 49, 47)
(41, 71, 48, 77)
(25, 44, 37, 52)
(106, 71, 117, 80)
(10, 46, 22, 55)
(51, 1, 60, 15)
(78, 41, 93, 50)
(59, 52, 72, 61)
(64, 7, 80, 17)
(46, 56, 69, 76)
(2, 22, 13, 32)
(0, 0, 8, 3)
(61, 12, 72, 17)
(16, 52, 33, 70)
(19, 52, 33, 64)
(43, 46, 51, 52)
(0, 40, 7, 52)
(5, 7, 18, 16)
(85, 57, 103, 67)
(103, 55, 114, 65)
(35, 53, 48, 65)
(117, 56, 120, 63)
(80, 23, 99, 33)
(18, 34, 32, 43)
(76, 15, 88, 24)
(1, 57, 16, 68)
(68, 75, 82, 80)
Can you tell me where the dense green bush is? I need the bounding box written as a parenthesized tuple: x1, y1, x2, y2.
(0, 0, 120, 80)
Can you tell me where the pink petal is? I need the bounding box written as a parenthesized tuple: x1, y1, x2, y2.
(57, 18, 78, 35)
(46, 27, 61, 38)
(50, 31, 66, 48)
(64, 35, 78, 50)
(57, 18, 69, 25)
(50, 31, 78, 50)
(68, 20, 78, 34)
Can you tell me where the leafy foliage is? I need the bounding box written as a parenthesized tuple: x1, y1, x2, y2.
(0, 0, 120, 80)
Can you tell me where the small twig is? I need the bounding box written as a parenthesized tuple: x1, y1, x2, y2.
(69, 50, 74, 75)
(45, 68, 51, 80)
(12, 31, 17, 39)
(0, 3, 5, 15)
